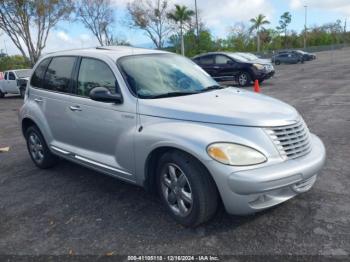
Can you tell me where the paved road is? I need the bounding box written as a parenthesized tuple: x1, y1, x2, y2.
(0, 49, 349, 257)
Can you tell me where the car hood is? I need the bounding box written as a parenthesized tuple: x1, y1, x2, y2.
(247, 58, 272, 65)
(18, 77, 29, 81)
(138, 88, 299, 127)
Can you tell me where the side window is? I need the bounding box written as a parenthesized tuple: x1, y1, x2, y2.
(30, 58, 51, 88)
(77, 58, 116, 97)
(200, 55, 214, 65)
(4, 72, 8, 80)
(215, 55, 231, 65)
(44, 56, 76, 93)
(8, 72, 15, 80)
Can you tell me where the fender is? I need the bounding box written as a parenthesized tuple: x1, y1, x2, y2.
(133, 115, 279, 186)
(19, 99, 54, 145)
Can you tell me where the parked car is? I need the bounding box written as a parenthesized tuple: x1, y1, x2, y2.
(192, 52, 275, 86)
(19, 47, 326, 227)
(272, 52, 302, 65)
(0, 69, 32, 98)
(295, 50, 316, 61)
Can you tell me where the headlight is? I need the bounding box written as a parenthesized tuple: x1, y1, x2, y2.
(207, 143, 267, 166)
(253, 63, 264, 70)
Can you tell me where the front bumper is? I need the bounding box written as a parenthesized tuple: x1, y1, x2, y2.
(207, 134, 326, 215)
(257, 70, 275, 81)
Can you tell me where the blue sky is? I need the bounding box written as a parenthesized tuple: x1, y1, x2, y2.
(1, 0, 349, 55)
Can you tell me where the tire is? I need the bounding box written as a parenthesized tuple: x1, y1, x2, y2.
(0, 90, 5, 98)
(156, 150, 219, 227)
(237, 71, 251, 87)
(25, 126, 58, 169)
(275, 60, 281, 65)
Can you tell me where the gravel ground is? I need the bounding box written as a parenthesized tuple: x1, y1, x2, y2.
(0, 48, 349, 259)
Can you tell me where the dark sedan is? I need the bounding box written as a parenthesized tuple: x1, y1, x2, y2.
(272, 52, 301, 65)
(192, 52, 275, 86)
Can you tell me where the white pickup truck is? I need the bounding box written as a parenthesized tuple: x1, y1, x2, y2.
(0, 69, 32, 98)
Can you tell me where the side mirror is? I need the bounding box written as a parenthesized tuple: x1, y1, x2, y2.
(89, 86, 123, 104)
(227, 60, 234, 64)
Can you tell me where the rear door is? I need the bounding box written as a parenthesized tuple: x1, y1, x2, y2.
(214, 55, 238, 81)
(197, 55, 217, 77)
(30, 56, 77, 149)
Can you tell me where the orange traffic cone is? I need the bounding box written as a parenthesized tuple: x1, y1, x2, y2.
(254, 80, 260, 93)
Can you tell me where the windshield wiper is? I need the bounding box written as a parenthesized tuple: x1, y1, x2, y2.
(200, 85, 225, 92)
(147, 91, 200, 99)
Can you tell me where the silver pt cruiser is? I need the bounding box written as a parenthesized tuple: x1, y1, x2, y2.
(19, 46, 326, 227)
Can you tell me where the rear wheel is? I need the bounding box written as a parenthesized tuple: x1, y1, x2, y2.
(157, 151, 219, 227)
(25, 126, 58, 169)
(237, 72, 251, 87)
(275, 60, 281, 65)
(0, 90, 5, 98)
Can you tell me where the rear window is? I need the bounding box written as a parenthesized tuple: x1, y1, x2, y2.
(43, 56, 76, 93)
(200, 55, 214, 65)
(30, 58, 51, 88)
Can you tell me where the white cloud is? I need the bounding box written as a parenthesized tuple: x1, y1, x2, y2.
(113, 0, 275, 38)
(57, 31, 70, 42)
(290, 0, 350, 15)
(0, 30, 99, 56)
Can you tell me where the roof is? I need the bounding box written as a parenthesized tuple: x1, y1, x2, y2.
(41, 46, 168, 61)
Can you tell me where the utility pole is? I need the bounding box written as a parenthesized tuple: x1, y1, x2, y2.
(304, 5, 307, 49)
(194, 0, 199, 46)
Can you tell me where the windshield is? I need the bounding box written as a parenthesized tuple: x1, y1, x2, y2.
(236, 53, 259, 61)
(118, 54, 218, 98)
(227, 53, 249, 62)
(15, 69, 32, 78)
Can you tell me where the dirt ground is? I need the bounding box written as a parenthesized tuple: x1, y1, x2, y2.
(0, 48, 349, 258)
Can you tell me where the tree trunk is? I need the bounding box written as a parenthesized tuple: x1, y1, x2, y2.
(285, 29, 287, 48)
(180, 24, 185, 56)
(257, 31, 260, 52)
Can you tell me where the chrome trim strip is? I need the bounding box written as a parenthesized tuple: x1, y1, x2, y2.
(51, 146, 70, 155)
(74, 155, 132, 176)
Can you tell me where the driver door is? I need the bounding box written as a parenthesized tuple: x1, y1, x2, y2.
(68, 57, 137, 181)
(4, 72, 18, 93)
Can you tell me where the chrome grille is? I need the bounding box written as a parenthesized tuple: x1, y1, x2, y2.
(265, 120, 312, 160)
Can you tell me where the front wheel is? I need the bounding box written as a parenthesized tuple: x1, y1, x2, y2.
(0, 90, 5, 98)
(237, 72, 251, 87)
(157, 151, 219, 227)
(275, 60, 281, 65)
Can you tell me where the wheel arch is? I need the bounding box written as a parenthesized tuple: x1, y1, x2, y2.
(143, 146, 220, 198)
(22, 117, 40, 137)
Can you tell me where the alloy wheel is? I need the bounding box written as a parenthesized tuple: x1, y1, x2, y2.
(238, 73, 248, 86)
(161, 163, 193, 217)
(28, 132, 44, 164)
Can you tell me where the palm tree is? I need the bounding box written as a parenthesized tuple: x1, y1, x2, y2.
(167, 5, 194, 55)
(250, 14, 270, 52)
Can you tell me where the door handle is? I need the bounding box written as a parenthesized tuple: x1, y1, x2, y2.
(34, 98, 43, 103)
(69, 105, 82, 112)
(213, 66, 220, 69)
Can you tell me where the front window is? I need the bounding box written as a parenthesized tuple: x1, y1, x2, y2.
(118, 54, 218, 99)
(77, 58, 116, 97)
(15, 69, 32, 78)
